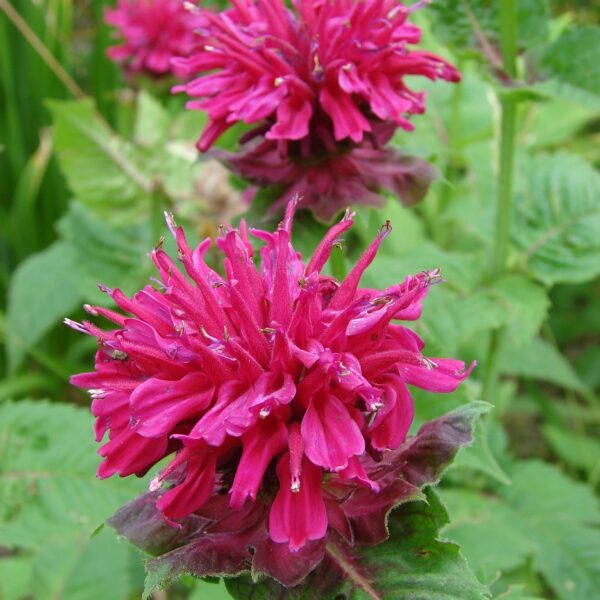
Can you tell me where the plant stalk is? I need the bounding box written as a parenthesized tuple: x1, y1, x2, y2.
(482, 0, 518, 403)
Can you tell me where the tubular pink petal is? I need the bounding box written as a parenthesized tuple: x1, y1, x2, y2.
(268, 454, 327, 551)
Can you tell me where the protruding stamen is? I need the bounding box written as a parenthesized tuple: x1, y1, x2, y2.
(64, 318, 88, 334)
(164, 211, 177, 236)
(97, 283, 113, 295)
(259, 406, 271, 419)
(149, 475, 162, 492)
(83, 304, 98, 316)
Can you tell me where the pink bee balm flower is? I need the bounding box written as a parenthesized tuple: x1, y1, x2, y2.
(105, 0, 202, 77)
(173, 0, 460, 151)
(68, 202, 474, 554)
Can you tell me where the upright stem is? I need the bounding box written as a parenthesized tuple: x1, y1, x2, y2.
(491, 96, 516, 278)
(482, 0, 518, 402)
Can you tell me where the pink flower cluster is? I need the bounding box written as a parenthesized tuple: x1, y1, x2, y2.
(174, 0, 460, 217)
(69, 202, 473, 552)
(105, 0, 202, 77)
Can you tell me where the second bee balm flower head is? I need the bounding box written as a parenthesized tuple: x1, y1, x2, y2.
(174, 0, 461, 218)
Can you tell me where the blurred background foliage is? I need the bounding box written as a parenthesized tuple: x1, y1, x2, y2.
(0, 0, 599, 599)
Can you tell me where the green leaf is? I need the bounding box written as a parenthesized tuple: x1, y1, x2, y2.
(542, 424, 600, 475)
(489, 275, 549, 345)
(227, 489, 489, 600)
(189, 579, 233, 600)
(453, 421, 511, 485)
(442, 460, 600, 599)
(134, 91, 171, 148)
(536, 26, 600, 106)
(498, 336, 586, 392)
(48, 98, 152, 222)
(6, 241, 83, 373)
(426, 0, 549, 52)
(0, 556, 33, 600)
(0, 400, 143, 600)
(513, 152, 600, 286)
(365, 241, 479, 292)
(57, 202, 150, 302)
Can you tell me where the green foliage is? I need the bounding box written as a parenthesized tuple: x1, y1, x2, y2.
(2, 1, 600, 599)
(5, 202, 151, 373)
(513, 152, 600, 286)
(0, 400, 145, 600)
(5, 242, 82, 373)
(499, 336, 587, 392)
(442, 460, 600, 600)
(227, 490, 489, 600)
(535, 26, 600, 105)
(48, 98, 153, 222)
(427, 0, 550, 53)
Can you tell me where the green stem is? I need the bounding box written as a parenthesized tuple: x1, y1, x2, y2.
(491, 95, 517, 278)
(499, 0, 518, 78)
(482, 0, 518, 403)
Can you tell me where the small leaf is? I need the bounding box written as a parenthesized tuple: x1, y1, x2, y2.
(6, 242, 83, 373)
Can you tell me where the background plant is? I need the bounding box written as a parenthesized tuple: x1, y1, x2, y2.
(0, 1, 599, 599)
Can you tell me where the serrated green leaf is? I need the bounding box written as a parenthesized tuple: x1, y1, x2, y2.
(48, 98, 152, 222)
(513, 152, 600, 285)
(442, 460, 600, 600)
(498, 336, 586, 392)
(0, 400, 144, 600)
(227, 489, 489, 600)
(6, 241, 83, 373)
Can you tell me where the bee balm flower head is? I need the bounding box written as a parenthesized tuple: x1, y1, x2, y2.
(174, 0, 460, 151)
(69, 201, 473, 559)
